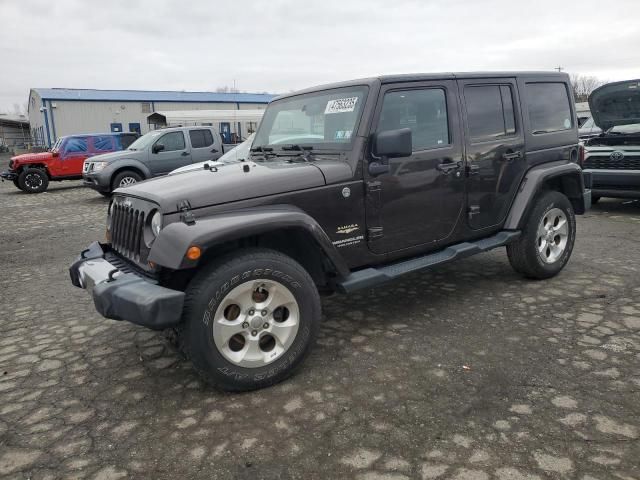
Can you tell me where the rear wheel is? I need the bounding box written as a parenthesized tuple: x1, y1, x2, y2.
(18, 168, 49, 193)
(180, 248, 321, 391)
(507, 190, 576, 279)
(591, 196, 601, 204)
(112, 170, 142, 190)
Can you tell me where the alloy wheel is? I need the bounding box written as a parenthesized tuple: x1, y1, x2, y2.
(212, 279, 300, 368)
(537, 207, 568, 264)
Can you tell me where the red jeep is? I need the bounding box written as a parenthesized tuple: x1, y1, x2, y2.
(1, 132, 138, 193)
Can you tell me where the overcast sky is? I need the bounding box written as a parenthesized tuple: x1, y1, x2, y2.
(1, 0, 639, 113)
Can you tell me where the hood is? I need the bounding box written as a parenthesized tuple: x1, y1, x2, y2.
(11, 152, 53, 164)
(589, 79, 640, 130)
(117, 159, 351, 213)
(91, 150, 140, 162)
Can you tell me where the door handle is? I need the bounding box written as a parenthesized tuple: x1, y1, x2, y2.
(502, 151, 523, 162)
(181, 152, 189, 156)
(436, 160, 462, 174)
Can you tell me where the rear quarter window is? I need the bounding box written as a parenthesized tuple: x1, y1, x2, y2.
(526, 83, 573, 134)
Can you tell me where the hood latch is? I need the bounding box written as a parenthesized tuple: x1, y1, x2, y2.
(177, 199, 196, 226)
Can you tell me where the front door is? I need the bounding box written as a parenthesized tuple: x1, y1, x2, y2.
(61, 136, 89, 175)
(365, 81, 465, 254)
(459, 79, 526, 230)
(147, 131, 191, 175)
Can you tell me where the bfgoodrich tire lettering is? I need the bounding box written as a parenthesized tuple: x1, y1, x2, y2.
(507, 190, 576, 279)
(180, 248, 321, 391)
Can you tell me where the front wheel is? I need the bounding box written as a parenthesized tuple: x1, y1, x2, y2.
(180, 248, 321, 391)
(507, 190, 576, 279)
(18, 168, 49, 193)
(112, 170, 142, 191)
(12, 178, 22, 190)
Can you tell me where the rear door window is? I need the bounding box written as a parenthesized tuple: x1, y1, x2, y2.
(526, 83, 573, 134)
(92, 136, 114, 152)
(189, 129, 215, 148)
(464, 85, 517, 141)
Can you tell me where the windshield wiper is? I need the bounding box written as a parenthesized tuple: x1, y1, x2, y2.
(250, 146, 274, 153)
(280, 144, 314, 162)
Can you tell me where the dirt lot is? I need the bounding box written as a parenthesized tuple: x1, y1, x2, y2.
(1, 173, 639, 480)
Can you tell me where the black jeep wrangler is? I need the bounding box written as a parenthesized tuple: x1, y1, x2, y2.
(70, 72, 591, 391)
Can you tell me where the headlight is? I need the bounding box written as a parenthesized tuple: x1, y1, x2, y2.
(151, 211, 162, 236)
(92, 161, 108, 172)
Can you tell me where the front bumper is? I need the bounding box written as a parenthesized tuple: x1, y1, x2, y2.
(583, 169, 640, 199)
(0, 170, 17, 181)
(69, 241, 184, 330)
(82, 173, 111, 192)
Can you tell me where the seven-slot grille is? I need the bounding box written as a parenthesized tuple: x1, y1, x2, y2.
(111, 203, 145, 261)
(583, 154, 640, 170)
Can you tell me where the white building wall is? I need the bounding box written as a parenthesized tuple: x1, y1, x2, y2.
(28, 93, 271, 146)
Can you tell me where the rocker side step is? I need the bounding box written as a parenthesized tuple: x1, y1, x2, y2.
(336, 230, 520, 293)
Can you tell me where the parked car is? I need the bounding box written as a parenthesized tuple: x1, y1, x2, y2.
(580, 79, 640, 202)
(578, 117, 602, 139)
(169, 133, 255, 175)
(0, 132, 138, 193)
(70, 72, 590, 391)
(82, 126, 233, 196)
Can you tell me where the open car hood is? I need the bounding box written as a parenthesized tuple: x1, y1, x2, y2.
(589, 79, 640, 131)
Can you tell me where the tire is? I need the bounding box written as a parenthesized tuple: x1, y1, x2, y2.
(180, 248, 321, 391)
(591, 196, 600, 205)
(112, 170, 142, 190)
(12, 178, 22, 190)
(507, 190, 576, 279)
(18, 168, 49, 193)
(98, 191, 112, 198)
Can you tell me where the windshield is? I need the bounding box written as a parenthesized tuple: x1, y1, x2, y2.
(252, 86, 368, 151)
(580, 118, 594, 129)
(127, 130, 164, 150)
(51, 137, 64, 152)
(609, 123, 640, 134)
(219, 133, 254, 162)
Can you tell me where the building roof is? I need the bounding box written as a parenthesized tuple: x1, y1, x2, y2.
(32, 88, 275, 104)
(0, 113, 29, 126)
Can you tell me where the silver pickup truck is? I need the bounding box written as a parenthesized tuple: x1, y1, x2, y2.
(82, 126, 236, 196)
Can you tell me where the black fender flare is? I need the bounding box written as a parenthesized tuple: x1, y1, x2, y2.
(148, 204, 351, 277)
(109, 159, 152, 180)
(504, 161, 589, 230)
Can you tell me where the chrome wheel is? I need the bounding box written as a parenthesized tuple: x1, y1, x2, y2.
(212, 279, 300, 368)
(537, 207, 568, 264)
(119, 176, 137, 187)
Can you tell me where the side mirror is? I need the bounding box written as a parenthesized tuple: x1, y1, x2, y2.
(52, 151, 59, 158)
(373, 128, 412, 158)
(152, 143, 165, 154)
(369, 128, 412, 176)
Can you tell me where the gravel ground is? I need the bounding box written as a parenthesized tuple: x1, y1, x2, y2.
(1, 173, 639, 480)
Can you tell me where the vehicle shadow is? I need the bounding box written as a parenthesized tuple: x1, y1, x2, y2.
(589, 198, 640, 214)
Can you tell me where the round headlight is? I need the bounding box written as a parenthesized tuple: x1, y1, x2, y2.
(151, 211, 162, 236)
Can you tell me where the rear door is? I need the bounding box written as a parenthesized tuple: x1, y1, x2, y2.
(148, 131, 191, 175)
(459, 79, 526, 231)
(365, 80, 465, 254)
(188, 128, 221, 163)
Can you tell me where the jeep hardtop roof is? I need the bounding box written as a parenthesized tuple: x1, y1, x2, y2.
(273, 71, 569, 101)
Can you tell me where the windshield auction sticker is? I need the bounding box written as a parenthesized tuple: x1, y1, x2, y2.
(325, 97, 358, 114)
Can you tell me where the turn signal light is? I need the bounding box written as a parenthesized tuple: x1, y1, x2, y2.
(186, 246, 201, 260)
